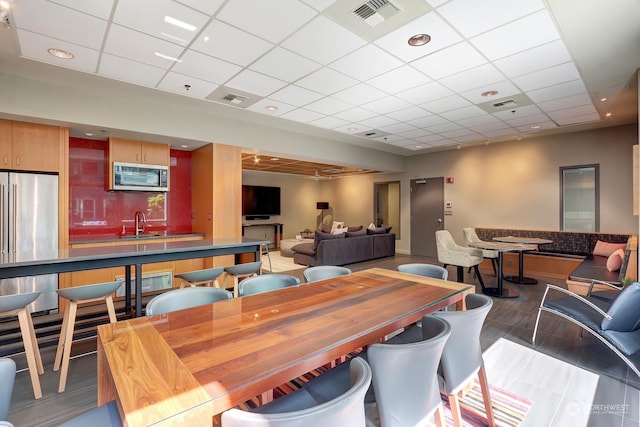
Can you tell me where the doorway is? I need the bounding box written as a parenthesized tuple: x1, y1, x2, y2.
(374, 181, 400, 238)
(410, 177, 444, 257)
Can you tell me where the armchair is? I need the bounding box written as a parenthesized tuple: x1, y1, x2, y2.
(435, 230, 485, 290)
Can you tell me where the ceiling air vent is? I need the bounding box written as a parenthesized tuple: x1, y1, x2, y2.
(492, 99, 517, 109)
(207, 86, 262, 108)
(352, 0, 400, 27)
(355, 129, 390, 139)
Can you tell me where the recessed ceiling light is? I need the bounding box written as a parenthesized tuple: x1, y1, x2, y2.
(254, 155, 260, 164)
(48, 48, 74, 59)
(415, 145, 423, 149)
(270, 157, 279, 161)
(530, 125, 541, 129)
(164, 16, 196, 32)
(600, 97, 607, 102)
(154, 52, 181, 62)
(605, 112, 612, 118)
(265, 105, 279, 111)
(481, 90, 498, 97)
(347, 127, 358, 132)
(180, 144, 189, 148)
(457, 144, 461, 150)
(408, 34, 431, 46)
(84, 132, 94, 137)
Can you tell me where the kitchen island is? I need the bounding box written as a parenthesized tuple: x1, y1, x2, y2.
(0, 238, 267, 317)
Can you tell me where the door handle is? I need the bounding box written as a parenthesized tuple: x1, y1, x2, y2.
(437, 218, 443, 223)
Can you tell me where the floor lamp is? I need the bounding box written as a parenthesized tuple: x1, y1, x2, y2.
(317, 202, 329, 229)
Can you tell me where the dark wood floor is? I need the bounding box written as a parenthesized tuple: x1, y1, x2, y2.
(5, 253, 639, 426)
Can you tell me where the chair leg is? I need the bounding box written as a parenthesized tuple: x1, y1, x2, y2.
(17, 308, 43, 399)
(478, 365, 496, 427)
(57, 300, 78, 392)
(105, 295, 117, 323)
(456, 266, 464, 283)
(433, 403, 447, 427)
(532, 308, 543, 344)
(491, 258, 497, 276)
(447, 394, 464, 427)
(473, 265, 486, 290)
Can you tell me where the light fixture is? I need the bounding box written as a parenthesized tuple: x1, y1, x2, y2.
(347, 127, 358, 132)
(605, 112, 613, 118)
(456, 144, 461, 150)
(180, 144, 189, 148)
(0, 0, 11, 28)
(270, 157, 279, 161)
(530, 125, 541, 130)
(481, 90, 498, 97)
(265, 105, 279, 112)
(415, 145, 423, 149)
(48, 48, 74, 59)
(84, 132, 95, 137)
(316, 202, 329, 221)
(154, 52, 181, 62)
(164, 15, 196, 32)
(254, 154, 260, 164)
(600, 97, 607, 102)
(408, 34, 431, 46)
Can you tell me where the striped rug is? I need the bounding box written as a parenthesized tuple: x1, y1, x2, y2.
(239, 364, 531, 426)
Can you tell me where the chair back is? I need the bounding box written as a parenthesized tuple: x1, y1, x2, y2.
(0, 358, 16, 421)
(462, 227, 481, 245)
(367, 316, 451, 427)
(602, 282, 640, 331)
(397, 263, 448, 280)
(239, 274, 301, 297)
(303, 266, 352, 282)
(221, 357, 371, 427)
(224, 261, 262, 276)
(145, 287, 232, 316)
(431, 293, 493, 394)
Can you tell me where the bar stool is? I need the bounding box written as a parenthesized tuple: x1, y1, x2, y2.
(54, 281, 121, 393)
(175, 267, 225, 288)
(223, 261, 262, 298)
(260, 243, 272, 273)
(0, 292, 44, 399)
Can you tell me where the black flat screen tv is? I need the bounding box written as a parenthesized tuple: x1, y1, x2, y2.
(242, 185, 281, 216)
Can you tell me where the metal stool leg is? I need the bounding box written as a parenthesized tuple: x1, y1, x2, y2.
(261, 243, 272, 273)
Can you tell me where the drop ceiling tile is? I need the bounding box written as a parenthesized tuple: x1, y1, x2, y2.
(225, 69, 288, 97)
(399, 128, 432, 139)
(280, 108, 325, 123)
(50, 0, 115, 19)
(281, 15, 367, 65)
(426, 121, 462, 133)
(217, 0, 316, 44)
(547, 105, 598, 120)
(247, 99, 298, 116)
(300, 0, 334, 11)
(374, 134, 405, 144)
(311, 116, 349, 129)
(440, 106, 486, 121)
(473, 121, 513, 133)
(411, 42, 486, 80)
(407, 114, 449, 128)
(493, 104, 542, 119)
(250, 47, 321, 83)
(456, 114, 501, 128)
(332, 83, 387, 105)
(512, 62, 581, 92)
(367, 65, 431, 94)
(440, 64, 506, 94)
(357, 115, 399, 129)
(437, 0, 545, 38)
(172, 50, 242, 84)
(295, 67, 358, 95)
(304, 97, 352, 115)
(494, 40, 572, 78)
(421, 95, 471, 114)
(191, 20, 274, 67)
(330, 44, 404, 81)
(446, 132, 483, 143)
(503, 113, 550, 127)
(104, 25, 185, 69)
(16, 30, 100, 73)
(114, 0, 208, 47)
(269, 85, 324, 106)
(379, 122, 419, 134)
(554, 112, 601, 126)
(13, 0, 108, 50)
(397, 81, 453, 104)
(440, 127, 477, 138)
(386, 106, 432, 122)
(374, 12, 462, 63)
(99, 53, 166, 87)
(414, 134, 451, 144)
(537, 93, 593, 112)
(157, 72, 218, 98)
(178, 0, 225, 15)
(470, 10, 561, 61)
(527, 80, 587, 103)
(481, 128, 518, 138)
(362, 96, 412, 115)
(514, 121, 557, 132)
(459, 80, 521, 104)
(334, 107, 378, 122)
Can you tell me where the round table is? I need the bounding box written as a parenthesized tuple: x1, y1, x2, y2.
(493, 236, 553, 285)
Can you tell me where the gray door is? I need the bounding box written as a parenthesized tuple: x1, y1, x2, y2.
(410, 178, 444, 257)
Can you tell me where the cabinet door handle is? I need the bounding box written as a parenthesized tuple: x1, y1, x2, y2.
(15, 156, 19, 166)
(3, 155, 6, 165)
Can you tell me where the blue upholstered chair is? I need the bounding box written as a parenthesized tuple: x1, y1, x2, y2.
(397, 263, 448, 280)
(221, 357, 371, 427)
(145, 287, 232, 316)
(238, 274, 301, 297)
(174, 267, 225, 288)
(303, 266, 352, 282)
(224, 261, 263, 297)
(0, 357, 16, 424)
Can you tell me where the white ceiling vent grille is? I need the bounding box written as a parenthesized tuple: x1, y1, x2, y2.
(355, 129, 390, 139)
(352, 0, 400, 27)
(222, 93, 247, 105)
(492, 99, 517, 109)
(207, 86, 262, 108)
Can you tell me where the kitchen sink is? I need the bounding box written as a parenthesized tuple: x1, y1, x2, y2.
(119, 233, 166, 240)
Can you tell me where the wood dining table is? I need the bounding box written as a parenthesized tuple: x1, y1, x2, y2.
(96, 267, 474, 426)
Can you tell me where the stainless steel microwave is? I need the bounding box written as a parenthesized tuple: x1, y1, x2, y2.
(113, 162, 169, 192)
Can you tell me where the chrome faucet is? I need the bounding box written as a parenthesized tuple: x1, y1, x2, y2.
(134, 211, 147, 236)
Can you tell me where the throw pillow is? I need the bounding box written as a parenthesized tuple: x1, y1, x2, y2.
(606, 248, 625, 272)
(314, 230, 345, 251)
(346, 228, 366, 237)
(593, 240, 627, 257)
(330, 221, 345, 234)
(348, 225, 363, 232)
(366, 226, 388, 235)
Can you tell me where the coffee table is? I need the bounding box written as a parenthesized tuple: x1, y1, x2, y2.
(493, 236, 553, 285)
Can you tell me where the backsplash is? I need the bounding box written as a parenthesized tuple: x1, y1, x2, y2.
(69, 138, 192, 238)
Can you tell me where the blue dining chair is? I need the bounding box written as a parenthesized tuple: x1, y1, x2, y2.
(145, 287, 232, 315)
(239, 274, 301, 297)
(303, 266, 352, 282)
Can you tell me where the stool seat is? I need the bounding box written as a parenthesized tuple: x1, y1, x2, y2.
(224, 261, 262, 298)
(0, 292, 44, 399)
(175, 267, 225, 288)
(55, 282, 120, 393)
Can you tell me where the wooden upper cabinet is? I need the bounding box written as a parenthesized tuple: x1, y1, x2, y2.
(0, 120, 60, 172)
(109, 137, 169, 166)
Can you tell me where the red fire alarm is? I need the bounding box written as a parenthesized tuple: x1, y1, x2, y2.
(446, 177, 454, 184)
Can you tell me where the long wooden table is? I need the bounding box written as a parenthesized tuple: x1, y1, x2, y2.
(96, 268, 474, 426)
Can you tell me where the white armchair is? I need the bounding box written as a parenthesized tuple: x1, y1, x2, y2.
(435, 230, 486, 289)
(463, 227, 498, 275)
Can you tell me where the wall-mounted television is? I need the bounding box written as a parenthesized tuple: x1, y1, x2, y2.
(242, 185, 281, 216)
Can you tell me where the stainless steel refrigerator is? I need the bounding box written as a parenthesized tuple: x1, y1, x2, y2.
(0, 172, 58, 312)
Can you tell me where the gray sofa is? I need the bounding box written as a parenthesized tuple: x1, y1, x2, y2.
(292, 231, 396, 266)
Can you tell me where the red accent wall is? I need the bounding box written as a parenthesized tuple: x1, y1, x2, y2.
(69, 138, 192, 238)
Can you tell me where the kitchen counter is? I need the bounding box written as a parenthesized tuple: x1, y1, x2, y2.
(69, 233, 205, 245)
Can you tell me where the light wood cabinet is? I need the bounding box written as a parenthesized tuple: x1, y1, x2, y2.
(0, 120, 61, 172)
(109, 137, 169, 165)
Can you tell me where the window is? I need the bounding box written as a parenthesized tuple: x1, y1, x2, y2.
(560, 165, 599, 231)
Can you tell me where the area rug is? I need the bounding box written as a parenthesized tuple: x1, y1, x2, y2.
(262, 250, 304, 273)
